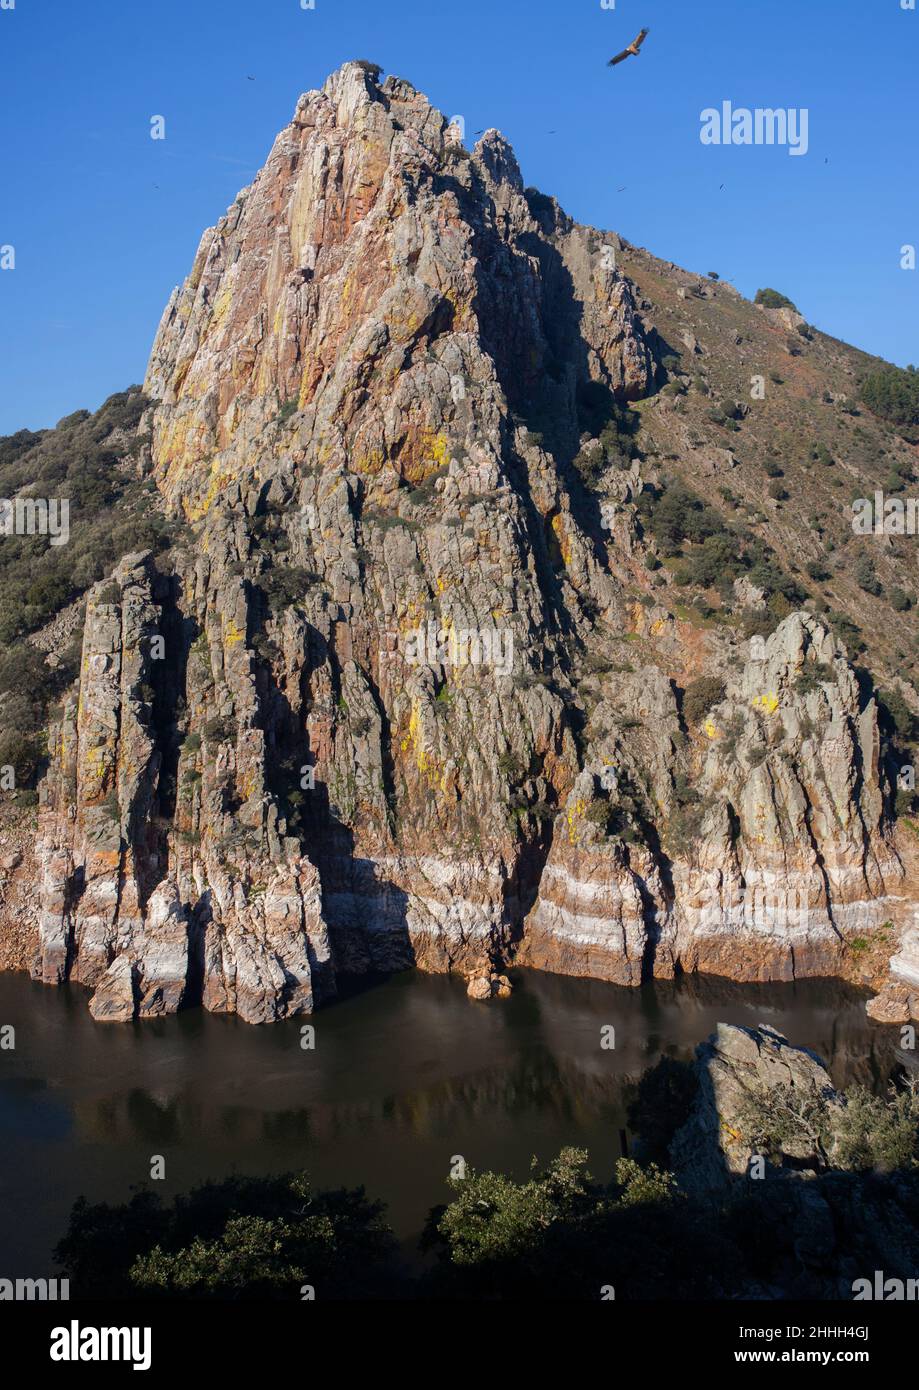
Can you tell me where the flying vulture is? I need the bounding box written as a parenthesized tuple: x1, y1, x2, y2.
(608, 28, 650, 66)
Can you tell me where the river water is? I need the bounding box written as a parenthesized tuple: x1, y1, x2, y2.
(0, 967, 902, 1274)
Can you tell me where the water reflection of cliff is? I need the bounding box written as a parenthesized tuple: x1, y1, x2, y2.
(1, 968, 910, 1264)
(61, 973, 901, 1150)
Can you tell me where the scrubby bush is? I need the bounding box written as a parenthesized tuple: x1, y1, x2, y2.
(828, 610, 864, 653)
(682, 676, 726, 726)
(524, 186, 554, 218)
(203, 714, 236, 744)
(55, 1171, 395, 1300)
(674, 534, 736, 588)
(755, 288, 798, 311)
(878, 687, 918, 744)
(257, 565, 319, 611)
(854, 554, 882, 597)
(739, 1078, 919, 1174)
(638, 482, 723, 552)
(796, 662, 835, 695)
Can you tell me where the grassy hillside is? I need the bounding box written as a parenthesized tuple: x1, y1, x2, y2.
(0, 388, 177, 791)
(614, 241, 918, 695)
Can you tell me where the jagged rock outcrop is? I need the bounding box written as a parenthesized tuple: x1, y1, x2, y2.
(521, 612, 904, 983)
(668, 1023, 919, 1297)
(1, 62, 914, 1021)
(34, 552, 166, 994)
(669, 1023, 839, 1194)
(866, 918, 919, 1023)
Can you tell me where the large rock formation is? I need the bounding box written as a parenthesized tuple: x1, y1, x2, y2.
(521, 611, 903, 984)
(667, 1023, 919, 1297)
(669, 1023, 839, 1193)
(866, 916, 919, 1024)
(2, 62, 915, 1020)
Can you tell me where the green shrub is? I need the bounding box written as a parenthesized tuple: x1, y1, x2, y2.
(795, 662, 835, 695)
(805, 560, 830, 582)
(853, 554, 882, 596)
(828, 610, 864, 653)
(55, 1171, 395, 1300)
(878, 687, 918, 743)
(638, 482, 723, 551)
(682, 676, 726, 725)
(258, 565, 319, 610)
(674, 534, 738, 588)
(524, 187, 554, 218)
(203, 714, 236, 744)
(755, 288, 798, 311)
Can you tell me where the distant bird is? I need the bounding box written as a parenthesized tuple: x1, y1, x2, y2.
(608, 27, 650, 66)
(246, 75, 256, 81)
(616, 186, 627, 192)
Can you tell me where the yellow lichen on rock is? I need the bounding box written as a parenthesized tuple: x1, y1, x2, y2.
(566, 797, 586, 845)
(551, 513, 572, 567)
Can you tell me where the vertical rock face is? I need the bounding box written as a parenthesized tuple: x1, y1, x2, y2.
(521, 612, 903, 985)
(8, 62, 914, 1020)
(35, 554, 166, 994)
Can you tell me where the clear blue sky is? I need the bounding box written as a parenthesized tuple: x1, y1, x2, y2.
(1, 0, 916, 434)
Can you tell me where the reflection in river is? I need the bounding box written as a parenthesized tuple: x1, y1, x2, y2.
(0, 967, 900, 1270)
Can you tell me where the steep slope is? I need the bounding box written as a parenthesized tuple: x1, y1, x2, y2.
(2, 61, 917, 1022)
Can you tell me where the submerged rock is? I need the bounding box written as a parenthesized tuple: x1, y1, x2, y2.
(466, 971, 513, 1001)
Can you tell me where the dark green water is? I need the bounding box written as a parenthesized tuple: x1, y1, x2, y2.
(0, 967, 901, 1274)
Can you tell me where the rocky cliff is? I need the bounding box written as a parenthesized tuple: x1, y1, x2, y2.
(2, 61, 917, 1021)
(666, 1024, 919, 1297)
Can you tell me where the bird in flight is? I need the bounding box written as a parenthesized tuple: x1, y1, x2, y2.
(608, 28, 650, 66)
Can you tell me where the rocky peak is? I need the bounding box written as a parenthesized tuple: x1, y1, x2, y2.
(144, 60, 652, 521)
(0, 63, 914, 1024)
